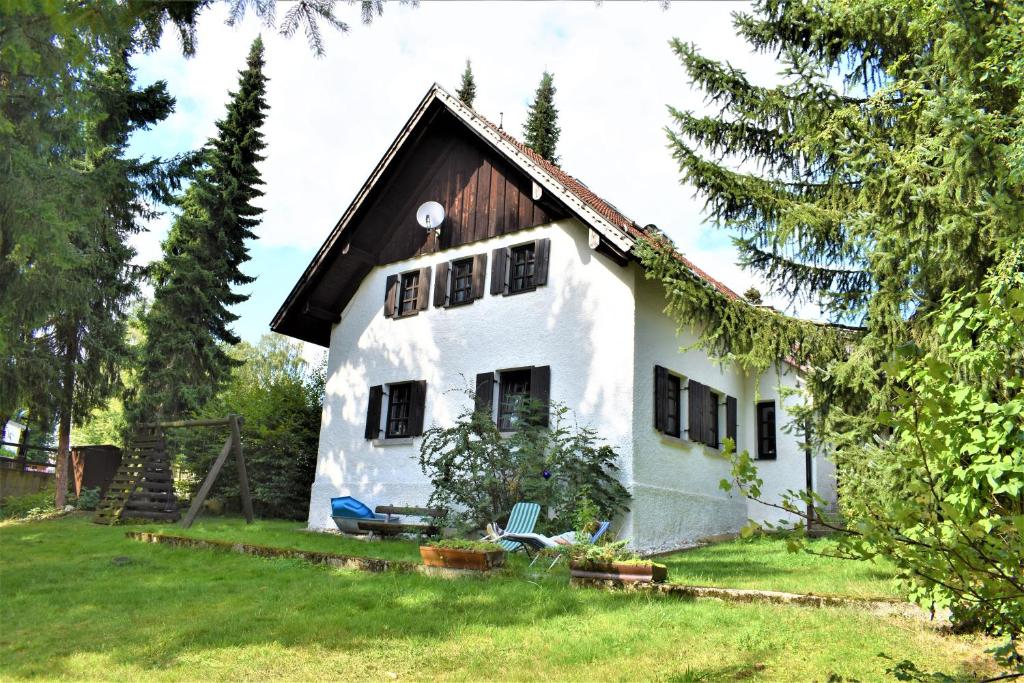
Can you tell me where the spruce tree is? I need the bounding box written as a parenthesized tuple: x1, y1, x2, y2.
(455, 59, 477, 107)
(523, 71, 561, 164)
(642, 0, 1024, 651)
(134, 37, 269, 421)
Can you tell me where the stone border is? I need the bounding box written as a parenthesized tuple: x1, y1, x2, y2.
(571, 577, 940, 622)
(125, 531, 417, 573)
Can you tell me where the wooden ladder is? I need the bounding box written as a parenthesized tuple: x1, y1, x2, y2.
(93, 426, 179, 524)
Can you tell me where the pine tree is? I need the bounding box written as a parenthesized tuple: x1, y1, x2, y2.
(134, 37, 269, 421)
(455, 59, 477, 107)
(523, 72, 561, 164)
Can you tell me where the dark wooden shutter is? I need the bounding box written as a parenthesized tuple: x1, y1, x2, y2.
(364, 385, 383, 439)
(434, 261, 449, 308)
(726, 395, 737, 447)
(490, 247, 507, 295)
(654, 365, 669, 432)
(530, 365, 551, 427)
(416, 266, 432, 311)
(475, 372, 495, 416)
(687, 379, 704, 443)
(409, 380, 427, 436)
(471, 252, 487, 299)
(383, 275, 398, 318)
(534, 238, 551, 286)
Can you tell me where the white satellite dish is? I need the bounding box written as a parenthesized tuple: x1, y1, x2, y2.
(416, 201, 445, 230)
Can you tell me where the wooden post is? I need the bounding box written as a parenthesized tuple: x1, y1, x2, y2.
(16, 427, 28, 471)
(180, 434, 235, 529)
(231, 415, 254, 524)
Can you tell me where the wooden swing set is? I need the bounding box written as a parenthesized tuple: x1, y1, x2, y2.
(93, 415, 253, 528)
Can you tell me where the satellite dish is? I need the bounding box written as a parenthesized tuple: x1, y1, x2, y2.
(416, 201, 445, 230)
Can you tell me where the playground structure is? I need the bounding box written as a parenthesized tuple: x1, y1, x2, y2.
(93, 415, 253, 529)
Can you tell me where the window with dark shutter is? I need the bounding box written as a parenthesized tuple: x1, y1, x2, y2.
(450, 258, 474, 305)
(756, 401, 777, 460)
(497, 369, 531, 431)
(385, 383, 413, 437)
(509, 243, 536, 293)
(397, 271, 419, 316)
(365, 385, 383, 439)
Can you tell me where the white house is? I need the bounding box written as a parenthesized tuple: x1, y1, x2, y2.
(272, 84, 837, 553)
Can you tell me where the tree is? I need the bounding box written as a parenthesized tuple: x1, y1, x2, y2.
(523, 71, 561, 164)
(742, 287, 763, 306)
(177, 334, 323, 520)
(134, 37, 269, 421)
(640, 0, 1024, 662)
(455, 59, 477, 107)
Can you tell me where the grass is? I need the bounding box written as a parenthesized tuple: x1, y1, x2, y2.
(0, 515, 1001, 681)
(658, 534, 901, 600)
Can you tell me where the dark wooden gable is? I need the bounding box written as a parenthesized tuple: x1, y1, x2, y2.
(275, 102, 569, 345)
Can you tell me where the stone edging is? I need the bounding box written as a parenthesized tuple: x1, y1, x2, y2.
(124, 531, 418, 573)
(125, 531, 932, 620)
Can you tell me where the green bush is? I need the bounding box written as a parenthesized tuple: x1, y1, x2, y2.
(426, 539, 503, 553)
(419, 393, 630, 535)
(0, 489, 57, 520)
(75, 487, 101, 511)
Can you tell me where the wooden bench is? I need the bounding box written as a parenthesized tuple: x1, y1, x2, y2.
(357, 505, 447, 537)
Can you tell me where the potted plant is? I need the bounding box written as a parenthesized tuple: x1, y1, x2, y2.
(419, 539, 506, 571)
(568, 540, 667, 584)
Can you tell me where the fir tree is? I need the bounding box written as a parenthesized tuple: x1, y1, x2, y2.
(644, 0, 1024, 653)
(455, 59, 477, 107)
(523, 71, 561, 164)
(134, 37, 269, 421)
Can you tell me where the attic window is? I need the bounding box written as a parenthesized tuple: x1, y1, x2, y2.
(509, 244, 536, 294)
(398, 272, 420, 316)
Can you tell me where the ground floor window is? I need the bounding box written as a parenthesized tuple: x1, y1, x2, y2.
(756, 400, 777, 459)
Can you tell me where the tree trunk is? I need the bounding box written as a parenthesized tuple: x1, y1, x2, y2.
(54, 324, 78, 509)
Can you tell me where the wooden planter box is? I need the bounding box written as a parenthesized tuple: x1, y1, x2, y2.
(419, 546, 505, 571)
(570, 561, 668, 584)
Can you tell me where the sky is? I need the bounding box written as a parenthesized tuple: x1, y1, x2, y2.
(128, 0, 805, 354)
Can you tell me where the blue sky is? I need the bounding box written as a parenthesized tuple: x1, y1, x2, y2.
(126, 1, 801, 349)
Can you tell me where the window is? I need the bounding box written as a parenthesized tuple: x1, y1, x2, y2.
(706, 390, 720, 448)
(385, 267, 431, 318)
(450, 258, 473, 305)
(665, 374, 681, 437)
(385, 383, 413, 437)
(756, 401, 777, 460)
(491, 238, 550, 296)
(397, 271, 419, 316)
(508, 243, 536, 294)
(497, 369, 531, 431)
(364, 381, 427, 439)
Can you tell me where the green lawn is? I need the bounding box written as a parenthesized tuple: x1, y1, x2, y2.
(0, 516, 1001, 681)
(658, 535, 901, 600)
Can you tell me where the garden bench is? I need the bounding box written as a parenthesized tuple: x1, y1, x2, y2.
(356, 505, 447, 537)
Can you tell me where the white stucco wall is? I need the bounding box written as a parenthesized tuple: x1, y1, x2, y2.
(308, 219, 638, 530)
(629, 276, 835, 552)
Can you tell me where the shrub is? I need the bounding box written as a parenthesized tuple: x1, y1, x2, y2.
(426, 539, 503, 553)
(419, 392, 630, 534)
(0, 488, 58, 520)
(75, 486, 101, 511)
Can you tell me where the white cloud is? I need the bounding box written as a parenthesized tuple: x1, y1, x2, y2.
(130, 1, 813, 319)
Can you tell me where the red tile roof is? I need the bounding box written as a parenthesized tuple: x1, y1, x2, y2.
(474, 113, 741, 301)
